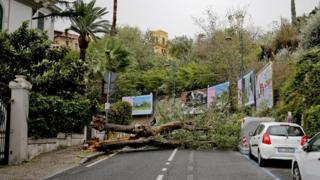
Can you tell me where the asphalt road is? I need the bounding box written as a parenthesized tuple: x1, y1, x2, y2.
(48, 149, 292, 180)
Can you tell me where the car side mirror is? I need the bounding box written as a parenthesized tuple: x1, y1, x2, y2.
(303, 142, 311, 152)
(249, 132, 253, 136)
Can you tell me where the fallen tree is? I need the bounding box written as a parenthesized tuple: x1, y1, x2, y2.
(88, 115, 196, 151)
(88, 107, 242, 152)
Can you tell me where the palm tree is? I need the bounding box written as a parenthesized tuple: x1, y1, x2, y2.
(66, 0, 110, 62)
(291, 0, 297, 24)
(33, 0, 110, 62)
(111, 0, 118, 36)
(105, 38, 130, 72)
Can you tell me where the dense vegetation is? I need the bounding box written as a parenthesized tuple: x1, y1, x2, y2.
(1, 1, 320, 147)
(0, 23, 90, 138)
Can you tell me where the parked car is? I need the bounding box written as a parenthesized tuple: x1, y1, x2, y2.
(238, 117, 274, 154)
(292, 132, 320, 180)
(249, 122, 307, 167)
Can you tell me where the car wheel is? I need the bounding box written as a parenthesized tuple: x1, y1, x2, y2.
(249, 148, 254, 160)
(258, 150, 266, 167)
(293, 163, 302, 180)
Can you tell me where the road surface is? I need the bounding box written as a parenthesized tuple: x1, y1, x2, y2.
(48, 149, 291, 180)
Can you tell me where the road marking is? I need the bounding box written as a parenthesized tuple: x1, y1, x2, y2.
(85, 152, 118, 168)
(242, 155, 281, 180)
(168, 148, 178, 162)
(162, 168, 167, 172)
(187, 174, 194, 180)
(189, 150, 194, 164)
(156, 174, 164, 180)
(165, 162, 170, 165)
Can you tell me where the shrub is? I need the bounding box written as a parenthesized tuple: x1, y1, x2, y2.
(278, 48, 320, 124)
(300, 10, 320, 49)
(107, 101, 132, 125)
(302, 105, 320, 137)
(28, 93, 90, 138)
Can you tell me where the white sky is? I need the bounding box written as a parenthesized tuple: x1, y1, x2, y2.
(56, 0, 320, 39)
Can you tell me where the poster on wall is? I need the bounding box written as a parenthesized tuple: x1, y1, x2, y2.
(207, 81, 230, 108)
(122, 94, 153, 115)
(238, 71, 255, 106)
(181, 88, 207, 114)
(256, 63, 273, 110)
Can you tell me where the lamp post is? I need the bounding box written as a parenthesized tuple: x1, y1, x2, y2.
(172, 61, 176, 105)
(236, 14, 245, 106)
(165, 61, 176, 109)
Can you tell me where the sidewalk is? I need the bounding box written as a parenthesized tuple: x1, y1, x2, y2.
(0, 146, 83, 180)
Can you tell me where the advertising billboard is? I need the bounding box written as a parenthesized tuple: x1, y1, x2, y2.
(122, 94, 153, 115)
(207, 81, 230, 108)
(181, 88, 207, 114)
(256, 63, 273, 110)
(238, 71, 255, 106)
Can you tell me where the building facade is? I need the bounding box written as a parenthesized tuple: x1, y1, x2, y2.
(53, 30, 79, 51)
(0, 0, 59, 40)
(151, 29, 168, 56)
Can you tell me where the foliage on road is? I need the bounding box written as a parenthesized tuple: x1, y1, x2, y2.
(154, 99, 243, 150)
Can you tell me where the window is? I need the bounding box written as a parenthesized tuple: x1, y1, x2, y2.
(267, 125, 304, 136)
(310, 134, 320, 152)
(37, 12, 45, 31)
(311, 138, 320, 152)
(162, 37, 165, 45)
(253, 125, 265, 136)
(0, 4, 3, 30)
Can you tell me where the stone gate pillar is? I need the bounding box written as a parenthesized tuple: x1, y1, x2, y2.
(8, 75, 32, 165)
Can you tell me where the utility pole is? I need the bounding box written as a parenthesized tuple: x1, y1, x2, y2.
(172, 61, 176, 106)
(236, 14, 245, 106)
(240, 28, 244, 106)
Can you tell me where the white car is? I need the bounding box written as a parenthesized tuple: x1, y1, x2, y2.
(238, 117, 274, 155)
(292, 132, 320, 180)
(249, 122, 307, 167)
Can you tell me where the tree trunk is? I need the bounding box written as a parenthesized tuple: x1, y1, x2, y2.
(91, 115, 195, 137)
(111, 0, 118, 36)
(291, 0, 297, 24)
(96, 137, 181, 151)
(80, 48, 86, 62)
(88, 115, 200, 151)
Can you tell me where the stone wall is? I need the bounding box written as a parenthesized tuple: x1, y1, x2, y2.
(27, 133, 84, 160)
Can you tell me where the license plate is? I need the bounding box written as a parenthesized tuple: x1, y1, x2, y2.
(278, 147, 295, 153)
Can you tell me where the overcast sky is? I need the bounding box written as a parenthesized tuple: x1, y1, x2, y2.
(56, 0, 320, 39)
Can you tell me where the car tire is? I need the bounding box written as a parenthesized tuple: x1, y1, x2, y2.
(293, 163, 302, 180)
(258, 150, 266, 167)
(249, 148, 254, 160)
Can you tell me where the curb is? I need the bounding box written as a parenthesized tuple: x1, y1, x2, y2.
(79, 152, 106, 164)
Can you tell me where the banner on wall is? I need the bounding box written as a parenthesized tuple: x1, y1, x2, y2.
(122, 94, 153, 115)
(207, 81, 230, 108)
(256, 63, 273, 110)
(238, 71, 255, 106)
(237, 79, 242, 106)
(181, 88, 207, 114)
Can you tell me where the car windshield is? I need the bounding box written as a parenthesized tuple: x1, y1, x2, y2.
(268, 125, 304, 136)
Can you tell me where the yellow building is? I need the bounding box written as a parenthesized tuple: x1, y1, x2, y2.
(53, 30, 79, 51)
(150, 30, 168, 56)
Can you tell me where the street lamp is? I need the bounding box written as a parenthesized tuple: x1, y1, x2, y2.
(226, 13, 245, 106)
(164, 61, 176, 108)
(236, 14, 245, 106)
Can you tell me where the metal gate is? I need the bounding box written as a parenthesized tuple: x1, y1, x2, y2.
(0, 99, 10, 165)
